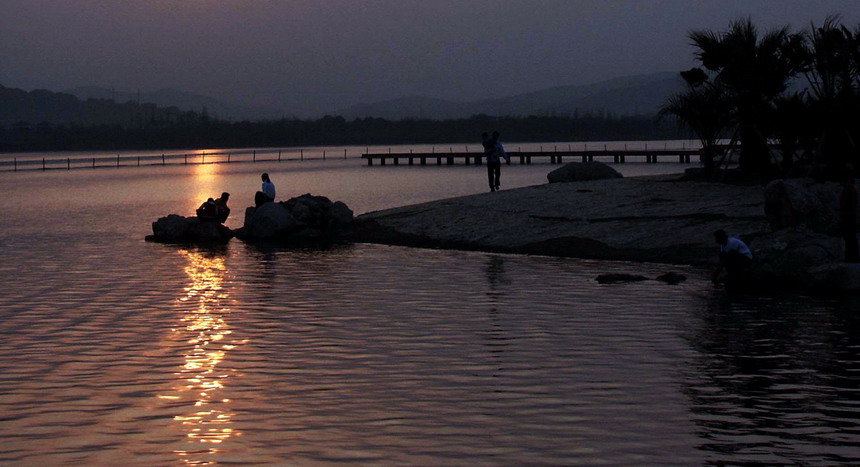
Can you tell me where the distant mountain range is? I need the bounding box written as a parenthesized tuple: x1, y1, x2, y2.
(63, 86, 286, 121)
(2, 71, 684, 126)
(335, 71, 683, 120)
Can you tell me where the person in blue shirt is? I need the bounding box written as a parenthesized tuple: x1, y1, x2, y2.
(261, 173, 276, 201)
(711, 229, 753, 282)
(482, 131, 510, 192)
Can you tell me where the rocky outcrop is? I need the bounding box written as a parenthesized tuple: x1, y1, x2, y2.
(750, 178, 860, 290)
(746, 227, 844, 285)
(547, 161, 623, 183)
(236, 193, 354, 243)
(351, 176, 769, 266)
(763, 178, 850, 234)
(146, 214, 233, 244)
(242, 202, 299, 239)
(807, 263, 860, 291)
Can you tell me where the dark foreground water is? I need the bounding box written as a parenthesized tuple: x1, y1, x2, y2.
(1, 152, 859, 465)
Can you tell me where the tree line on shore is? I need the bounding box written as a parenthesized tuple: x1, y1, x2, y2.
(0, 83, 682, 152)
(661, 16, 860, 179)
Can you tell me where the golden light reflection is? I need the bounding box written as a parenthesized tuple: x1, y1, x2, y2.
(156, 249, 246, 465)
(190, 162, 221, 215)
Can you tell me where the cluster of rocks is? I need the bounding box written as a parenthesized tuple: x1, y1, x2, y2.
(235, 194, 354, 243)
(146, 214, 234, 244)
(747, 178, 860, 290)
(146, 194, 353, 246)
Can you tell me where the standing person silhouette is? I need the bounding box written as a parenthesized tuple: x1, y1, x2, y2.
(483, 131, 510, 192)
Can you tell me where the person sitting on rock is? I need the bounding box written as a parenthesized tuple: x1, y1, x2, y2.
(255, 173, 277, 207)
(711, 229, 753, 283)
(196, 198, 218, 221)
(262, 173, 276, 201)
(213, 192, 231, 223)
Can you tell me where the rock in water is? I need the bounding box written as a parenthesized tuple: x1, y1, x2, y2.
(243, 202, 299, 239)
(547, 161, 623, 183)
(147, 214, 233, 244)
(807, 263, 860, 291)
(238, 194, 354, 243)
(656, 272, 687, 284)
(596, 273, 648, 284)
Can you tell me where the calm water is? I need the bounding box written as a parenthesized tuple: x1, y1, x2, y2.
(1, 148, 859, 465)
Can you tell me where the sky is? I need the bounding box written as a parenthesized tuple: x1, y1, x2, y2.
(3, 0, 860, 117)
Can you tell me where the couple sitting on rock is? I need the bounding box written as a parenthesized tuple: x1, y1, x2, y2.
(197, 192, 231, 224)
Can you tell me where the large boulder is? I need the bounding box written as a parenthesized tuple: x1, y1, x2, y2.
(238, 194, 354, 243)
(147, 214, 233, 244)
(746, 227, 844, 285)
(807, 263, 860, 291)
(243, 202, 299, 239)
(547, 161, 623, 183)
(764, 178, 847, 234)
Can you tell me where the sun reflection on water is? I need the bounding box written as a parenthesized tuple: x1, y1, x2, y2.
(158, 249, 245, 465)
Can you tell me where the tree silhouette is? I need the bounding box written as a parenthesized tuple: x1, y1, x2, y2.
(688, 18, 805, 176)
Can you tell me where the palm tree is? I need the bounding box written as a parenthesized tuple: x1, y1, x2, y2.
(689, 18, 805, 176)
(660, 71, 734, 177)
(802, 16, 860, 172)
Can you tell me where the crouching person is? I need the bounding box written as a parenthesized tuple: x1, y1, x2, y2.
(197, 192, 230, 224)
(213, 192, 230, 223)
(711, 229, 753, 283)
(196, 198, 218, 221)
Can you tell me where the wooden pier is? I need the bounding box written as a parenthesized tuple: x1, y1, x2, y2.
(361, 148, 701, 166)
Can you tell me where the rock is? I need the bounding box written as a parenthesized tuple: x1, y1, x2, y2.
(547, 161, 623, 183)
(655, 272, 687, 284)
(746, 227, 844, 284)
(596, 273, 648, 284)
(807, 263, 860, 291)
(239, 193, 354, 243)
(764, 178, 843, 234)
(243, 202, 299, 239)
(147, 214, 233, 244)
(330, 201, 355, 229)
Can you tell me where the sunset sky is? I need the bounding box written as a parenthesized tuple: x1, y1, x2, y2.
(2, 0, 860, 116)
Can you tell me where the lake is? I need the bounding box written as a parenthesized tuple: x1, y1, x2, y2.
(1, 143, 858, 465)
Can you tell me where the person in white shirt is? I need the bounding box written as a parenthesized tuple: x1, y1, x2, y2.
(255, 173, 277, 207)
(262, 173, 276, 201)
(712, 229, 753, 282)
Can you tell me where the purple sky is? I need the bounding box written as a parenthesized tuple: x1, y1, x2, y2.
(2, 0, 860, 116)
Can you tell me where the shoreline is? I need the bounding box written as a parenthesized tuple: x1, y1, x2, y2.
(349, 175, 770, 266)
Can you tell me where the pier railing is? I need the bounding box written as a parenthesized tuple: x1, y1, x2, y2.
(361, 148, 704, 166)
(1, 143, 715, 172)
(0, 147, 352, 172)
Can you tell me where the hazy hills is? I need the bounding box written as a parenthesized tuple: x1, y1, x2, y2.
(1, 71, 683, 126)
(64, 87, 285, 121)
(335, 72, 683, 120)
